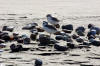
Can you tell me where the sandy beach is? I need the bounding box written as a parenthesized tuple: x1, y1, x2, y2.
(0, 0, 100, 66)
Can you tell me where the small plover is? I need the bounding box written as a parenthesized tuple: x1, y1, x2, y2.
(43, 21, 57, 37)
(46, 14, 60, 28)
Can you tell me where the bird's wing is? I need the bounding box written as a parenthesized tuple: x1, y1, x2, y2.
(45, 25, 57, 31)
(52, 17, 59, 22)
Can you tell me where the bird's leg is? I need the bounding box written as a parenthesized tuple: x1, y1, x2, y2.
(54, 24, 60, 30)
(50, 33, 51, 38)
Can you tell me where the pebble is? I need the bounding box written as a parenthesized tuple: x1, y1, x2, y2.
(72, 34, 79, 39)
(62, 24, 73, 30)
(10, 44, 29, 52)
(0, 39, 5, 43)
(39, 34, 51, 46)
(35, 59, 43, 66)
(54, 44, 68, 51)
(62, 29, 72, 33)
(30, 29, 38, 33)
(87, 30, 96, 37)
(2, 26, 14, 32)
(0, 44, 6, 48)
(76, 30, 85, 36)
(76, 26, 85, 33)
(23, 38, 30, 44)
(90, 27, 100, 35)
(88, 24, 94, 29)
(55, 35, 64, 40)
(1, 34, 10, 42)
(37, 27, 44, 32)
(67, 42, 75, 49)
(30, 33, 38, 41)
(10, 44, 22, 52)
(17, 38, 23, 43)
(76, 37, 84, 43)
(90, 40, 100, 46)
(22, 23, 37, 30)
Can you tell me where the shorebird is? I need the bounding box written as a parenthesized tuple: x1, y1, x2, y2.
(43, 21, 57, 37)
(46, 14, 60, 28)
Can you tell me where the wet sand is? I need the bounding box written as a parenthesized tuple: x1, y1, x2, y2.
(0, 0, 100, 66)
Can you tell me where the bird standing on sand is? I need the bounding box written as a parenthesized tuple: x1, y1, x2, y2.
(43, 21, 57, 37)
(46, 14, 60, 28)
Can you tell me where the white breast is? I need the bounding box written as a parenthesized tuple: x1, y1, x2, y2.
(43, 26, 57, 34)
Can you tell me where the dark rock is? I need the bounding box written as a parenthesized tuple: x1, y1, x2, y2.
(30, 33, 38, 41)
(54, 31, 61, 35)
(39, 34, 51, 46)
(23, 38, 30, 44)
(35, 59, 43, 66)
(0, 44, 6, 48)
(2, 26, 7, 31)
(30, 29, 38, 33)
(65, 37, 73, 42)
(83, 41, 90, 45)
(63, 35, 72, 42)
(2, 26, 14, 32)
(10, 44, 22, 52)
(0, 39, 5, 43)
(1, 34, 10, 42)
(21, 34, 28, 39)
(22, 23, 38, 30)
(19, 16, 27, 18)
(88, 35, 95, 40)
(55, 35, 64, 40)
(16, 45, 23, 51)
(37, 27, 44, 32)
(76, 30, 85, 36)
(22, 26, 35, 30)
(62, 29, 72, 33)
(17, 38, 23, 43)
(10, 44, 29, 52)
(76, 26, 85, 33)
(62, 24, 73, 30)
(13, 33, 19, 36)
(72, 34, 79, 39)
(80, 64, 93, 66)
(54, 44, 68, 51)
(67, 43, 75, 49)
(88, 24, 94, 29)
(0, 32, 8, 39)
(87, 30, 96, 37)
(76, 37, 84, 43)
(91, 40, 100, 46)
(7, 26, 14, 32)
(90, 27, 100, 35)
(21, 35, 30, 44)
(13, 35, 19, 41)
(10, 44, 17, 52)
(50, 38, 58, 44)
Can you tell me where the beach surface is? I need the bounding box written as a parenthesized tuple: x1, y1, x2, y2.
(0, 0, 100, 66)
